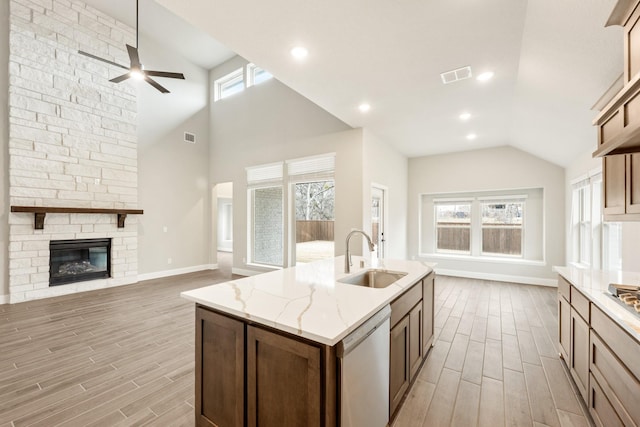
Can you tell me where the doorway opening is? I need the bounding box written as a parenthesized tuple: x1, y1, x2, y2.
(372, 185, 386, 258)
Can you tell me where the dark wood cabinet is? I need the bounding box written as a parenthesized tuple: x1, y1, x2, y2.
(422, 273, 435, 355)
(195, 307, 244, 427)
(408, 302, 423, 380)
(389, 275, 432, 419)
(247, 325, 322, 427)
(195, 305, 336, 427)
(389, 314, 410, 417)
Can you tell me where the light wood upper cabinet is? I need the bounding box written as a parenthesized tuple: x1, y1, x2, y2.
(603, 153, 640, 220)
(593, 0, 640, 157)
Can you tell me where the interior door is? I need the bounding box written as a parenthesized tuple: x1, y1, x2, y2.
(371, 186, 385, 258)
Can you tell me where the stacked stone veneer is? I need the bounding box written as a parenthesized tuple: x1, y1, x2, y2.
(8, 0, 139, 303)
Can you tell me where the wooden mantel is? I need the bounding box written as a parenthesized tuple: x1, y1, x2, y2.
(10, 206, 144, 230)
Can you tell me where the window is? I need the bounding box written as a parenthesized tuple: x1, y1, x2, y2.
(435, 202, 471, 254)
(251, 186, 283, 266)
(481, 200, 523, 256)
(247, 63, 273, 87)
(570, 171, 621, 270)
(247, 163, 284, 267)
(214, 68, 244, 101)
(246, 154, 335, 268)
(420, 188, 542, 261)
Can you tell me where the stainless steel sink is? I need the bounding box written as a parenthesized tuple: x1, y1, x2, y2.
(338, 269, 407, 288)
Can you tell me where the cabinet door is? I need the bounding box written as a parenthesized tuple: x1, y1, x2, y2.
(247, 325, 322, 427)
(196, 307, 244, 427)
(422, 274, 434, 356)
(603, 155, 626, 216)
(589, 374, 625, 427)
(570, 308, 589, 403)
(558, 295, 570, 362)
(409, 302, 423, 380)
(627, 153, 640, 214)
(390, 315, 410, 417)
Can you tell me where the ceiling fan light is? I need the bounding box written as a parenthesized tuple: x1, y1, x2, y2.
(130, 69, 145, 80)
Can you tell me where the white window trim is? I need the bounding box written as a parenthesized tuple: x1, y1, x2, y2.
(247, 63, 273, 87)
(214, 67, 244, 101)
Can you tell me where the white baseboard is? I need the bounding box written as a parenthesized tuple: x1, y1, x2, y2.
(231, 267, 263, 277)
(138, 264, 218, 282)
(217, 248, 232, 253)
(0, 294, 8, 305)
(435, 268, 557, 287)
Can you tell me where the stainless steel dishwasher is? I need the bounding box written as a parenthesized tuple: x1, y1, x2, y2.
(337, 305, 391, 427)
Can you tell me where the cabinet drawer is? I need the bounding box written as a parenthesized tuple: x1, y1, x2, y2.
(558, 276, 570, 301)
(590, 374, 625, 427)
(590, 331, 640, 426)
(570, 286, 590, 322)
(390, 281, 422, 328)
(591, 305, 640, 382)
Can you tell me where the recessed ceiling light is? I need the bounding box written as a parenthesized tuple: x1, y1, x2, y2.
(459, 112, 471, 121)
(358, 103, 371, 113)
(466, 133, 477, 140)
(476, 71, 494, 82)
(290, 46, 308, 59)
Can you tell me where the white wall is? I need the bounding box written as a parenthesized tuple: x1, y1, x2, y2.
(565, 149, 640, 272)
(209, 56, 362, 273)
(0, 0, 9, 303)
(408, 146, 565, 285)
(137, 33, 212, 276)
(362, 129, 408, 259)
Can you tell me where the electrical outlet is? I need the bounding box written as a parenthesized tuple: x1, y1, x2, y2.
(163, 226, 168, 233)
(167, 258, 172, 265)
(94, 178, 100, 185)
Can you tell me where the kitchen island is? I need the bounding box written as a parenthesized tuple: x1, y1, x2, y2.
(555, 267, 640, 427)
(181, 256, 434, 427)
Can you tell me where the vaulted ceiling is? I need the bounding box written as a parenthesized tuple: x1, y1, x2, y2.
(86, 0, 623, 167)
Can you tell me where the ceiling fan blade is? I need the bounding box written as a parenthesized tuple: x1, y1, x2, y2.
(145, 70, 185, 80)
(110, 73, 132, 83)
(78, 50, 129, 70)
(144, 76, 170, 93)
(126, 44, 141, 68)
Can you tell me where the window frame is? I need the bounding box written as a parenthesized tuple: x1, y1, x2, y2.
(214, 67, 244, 101)
(479, 198, 525, 258)
(434, 200, 472, 255)
(247, 63, 273, 87)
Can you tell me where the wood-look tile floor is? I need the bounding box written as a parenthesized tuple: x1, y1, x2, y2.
(0, 253, 237, 427)
(393, 276, 591, 427)
(1, 261, 589, 427)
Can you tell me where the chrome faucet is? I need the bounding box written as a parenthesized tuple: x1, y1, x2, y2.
(345, 230, 376, 273)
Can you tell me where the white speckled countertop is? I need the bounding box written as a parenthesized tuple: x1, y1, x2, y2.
(555, 266, 640, 344)
(181, 256, 434, 346)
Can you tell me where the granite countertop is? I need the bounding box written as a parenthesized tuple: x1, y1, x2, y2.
(181, 256, 434, 346)
(555, 266, 640, 344)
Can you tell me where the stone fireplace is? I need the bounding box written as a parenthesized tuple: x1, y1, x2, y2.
(7, 0, 140, 303)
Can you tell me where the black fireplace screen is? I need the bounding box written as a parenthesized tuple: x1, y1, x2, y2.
(49, 238, 111, 286)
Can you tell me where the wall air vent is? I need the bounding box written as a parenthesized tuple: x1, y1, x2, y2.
(184, 132, 196, 144)
(440, 66, 472, 84)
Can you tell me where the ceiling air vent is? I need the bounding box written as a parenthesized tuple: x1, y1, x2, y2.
(440, 66, 472, 85)
(184, 132, 196, 144)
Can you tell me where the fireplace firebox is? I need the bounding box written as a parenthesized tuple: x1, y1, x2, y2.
(49, 238, 111, 286)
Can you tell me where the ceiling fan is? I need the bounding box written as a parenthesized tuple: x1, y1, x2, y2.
(78, 0, 184, 93)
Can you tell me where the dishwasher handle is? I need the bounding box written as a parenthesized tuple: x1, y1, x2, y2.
(337, 305, 391, 357)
